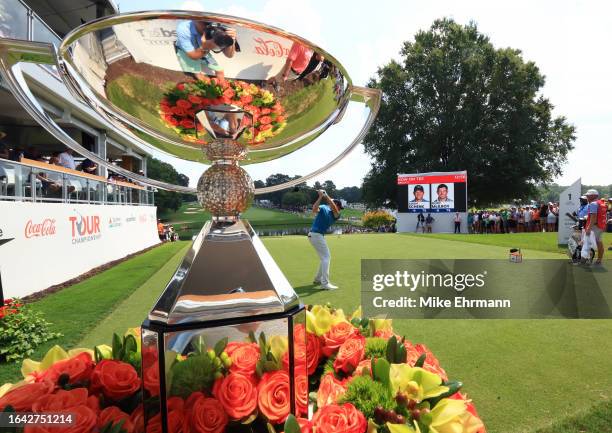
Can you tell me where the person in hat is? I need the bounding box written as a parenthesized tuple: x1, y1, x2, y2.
(0, 131, 9, 159)
(410, 185, 429, 203)
(584, 189, 606, 265)
(308, 190, 343, 290)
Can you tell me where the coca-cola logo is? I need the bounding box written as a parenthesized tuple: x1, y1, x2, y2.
(24, 219, 57, 239)
(253, 37, 289, 57)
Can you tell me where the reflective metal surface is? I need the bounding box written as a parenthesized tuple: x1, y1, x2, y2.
(59, 11, 352, 165)
(149, 219, 299, 324)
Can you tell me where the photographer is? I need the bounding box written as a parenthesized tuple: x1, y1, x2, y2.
(308, 190, 343, 290)
(175, 20, 238, 81)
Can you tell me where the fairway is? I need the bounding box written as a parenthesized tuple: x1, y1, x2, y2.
(7, 234, 610, 433)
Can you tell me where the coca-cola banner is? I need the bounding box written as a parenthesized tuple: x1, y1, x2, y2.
(0, 202, 159, 298)
(110, 20, 291, 80)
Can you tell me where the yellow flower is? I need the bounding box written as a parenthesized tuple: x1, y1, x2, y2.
(306, 305, 349, 336)
(269, 335, 289, 360)
(21, 346, 94, 379)
(371, 318, 393, 333)
(427, 398, 478, 433)
(389, 365, 448, 402)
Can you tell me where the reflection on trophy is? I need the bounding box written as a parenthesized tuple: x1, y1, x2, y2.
(18, 10, 382, 431)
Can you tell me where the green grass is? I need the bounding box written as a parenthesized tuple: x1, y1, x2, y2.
(3, 233, 611, 433)
(408, 231, 570, 254)
(535, 400, 612, 433)
(0, 242, 188, 385)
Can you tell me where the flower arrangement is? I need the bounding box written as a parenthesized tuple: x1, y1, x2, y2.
(159, 78, 287, 145)
(362, 210, 396, 230)
(0, 305, 485, 433)
(0, 299, 61, 363)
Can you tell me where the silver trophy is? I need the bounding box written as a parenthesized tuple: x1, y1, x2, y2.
(0, 10, 380, 431)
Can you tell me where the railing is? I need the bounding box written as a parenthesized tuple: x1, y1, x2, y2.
(0, 0, 62, 45)
(0, 158, 155, 206)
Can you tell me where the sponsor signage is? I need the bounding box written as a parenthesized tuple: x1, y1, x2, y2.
(108, 217, 122, 229)
(24, 219, 56, 239)
(69, 213, 101, 244)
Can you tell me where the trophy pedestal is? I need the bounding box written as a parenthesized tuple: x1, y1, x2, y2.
(148, 219, 299, 325)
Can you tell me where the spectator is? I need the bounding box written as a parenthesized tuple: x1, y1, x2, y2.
(425, 213, 434, 233)
(58, 148, 76, 170)
(80, 158, 98, 175)
(584, 189, 606, 265)
(454, 212, 462, 233)
(467, 212, 474, 233)
(49, 152, 61, 166)
(546, 203, 557, 232)
(523, 207, 531, 232)
(416, 213, 425, 233)
(23, 146, 44, 161)
(0, 131, 10, 159)
(157, 219, 166, 241)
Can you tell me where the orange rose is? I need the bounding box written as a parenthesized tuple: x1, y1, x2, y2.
(91, 360, 141, 401)
(312, 403, 366, 433)
(143, 397, 183, 433)
(32, 388, 88, 412)
(0, 381, 54, 411)
(405, 343, 448, 381)
(259, 116, 272, 125)
(180, 119, 196, 129)
(228, 342, 260, 377)
(129, 405, 145, 433)
(316, 373, 346, 408)
(215, 373, 257, 420)
(143, 365, 160, 397)
(257, 370, 290, 424)
(25, 405, 97, 433)
(98, 406, 134, 433)
(333, 336, 365, 374)
(86, 395, 99, 414)
(185, 395, 228, 433)
(322, 322, 359, 357)
(295, 372, 308, 416)
(176, 99, 192, 109)
(40, 352, 94, 385)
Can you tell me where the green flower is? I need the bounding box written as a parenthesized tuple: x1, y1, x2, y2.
(389, 365, 448, 402)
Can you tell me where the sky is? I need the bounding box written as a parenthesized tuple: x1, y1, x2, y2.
(117, 0, 612, 188)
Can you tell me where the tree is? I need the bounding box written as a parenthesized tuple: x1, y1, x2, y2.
(321, 180, 337, 198)
(281, 190, 309, 207)
(362, 18, 575, 208)
(147, 157, 193, 213)
(336, 186, 363, 203)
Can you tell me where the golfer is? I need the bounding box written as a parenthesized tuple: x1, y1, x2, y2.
(308, 190, 343, 290)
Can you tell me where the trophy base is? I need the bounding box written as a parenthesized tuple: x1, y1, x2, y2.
(148, 219, 299, 325)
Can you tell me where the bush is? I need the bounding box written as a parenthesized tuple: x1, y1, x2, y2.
(0, 299, 61, 363)
(362, 210, 395, 229)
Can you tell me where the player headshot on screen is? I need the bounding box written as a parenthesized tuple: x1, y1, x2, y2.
(410, 185, 429, 203)
(433, 183, 453, 204)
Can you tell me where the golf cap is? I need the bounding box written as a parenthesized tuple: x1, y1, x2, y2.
(585, 189, 599, 196)
(413, 185, 425, 193)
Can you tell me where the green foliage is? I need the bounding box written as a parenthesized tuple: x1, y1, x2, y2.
(169, 353, 216, 398)
(365, 337, 388, 359)
(282, 190, 310, 207)
(0, 299, 61, 363)
(386, 335, 407, 364)
(100, 333, 141, 372)
(372, 358, 391, 394)
(147, 156, 194, 213)
(99, 420, 129, 433)
(363, 18, 575, 207)
(340, 375, 395, 420)
(322, 356, 336, 376)
(283, 415, 302, 433)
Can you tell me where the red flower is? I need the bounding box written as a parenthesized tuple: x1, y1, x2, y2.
(276, 115, 286, 123)
(177, 83, 186, 91)
(0, 381, 55, 411)
(165, 116, 180, 126)
(129, 405, 145, 433)
(333, 335, 365, 374)
(311, 403, 366, 433)
(257, 370, 291, 424)
(143, 365, 160, 397)
(171, 106, 188, 117)
(260, 108, 271, 115)
(91, 360, 141, 401)
(86, 395, 99, 414)
(322, 322, 359, 357)
(228, 342, 260, 378)
(259, 116, 272, 125)
(295, 372, 309, 416)
(240, 94, 253, 104)
(180, 119, 196, 129)
(39, 352, 94, 385)
(144, 397, 183, 433)
(223, 88, 235, 99)
(185, 395, 228, 433)
(176, 99, 192, 109)
(259, 123, 273, 131)
(32, 388, 88, 412)
(98, 406, 134, 433)
(188, 94, 202, 104)
(24, 405, 96, 433)
(316, 373, 346, 408)
(215, 373, 257, 420)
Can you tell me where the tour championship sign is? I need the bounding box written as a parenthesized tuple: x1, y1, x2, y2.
(0, 202, 159, 299)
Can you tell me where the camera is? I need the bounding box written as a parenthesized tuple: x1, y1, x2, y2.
(206, 22, 241, 53)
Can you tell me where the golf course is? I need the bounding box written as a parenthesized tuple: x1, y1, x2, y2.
(2, 228, 610, 433)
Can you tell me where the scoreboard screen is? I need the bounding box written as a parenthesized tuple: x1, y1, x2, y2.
(397, 171, 467, 213)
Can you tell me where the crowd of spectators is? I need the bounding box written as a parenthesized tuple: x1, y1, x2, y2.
(467, 202, 561, 234)
(157, 220, 179, 242)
